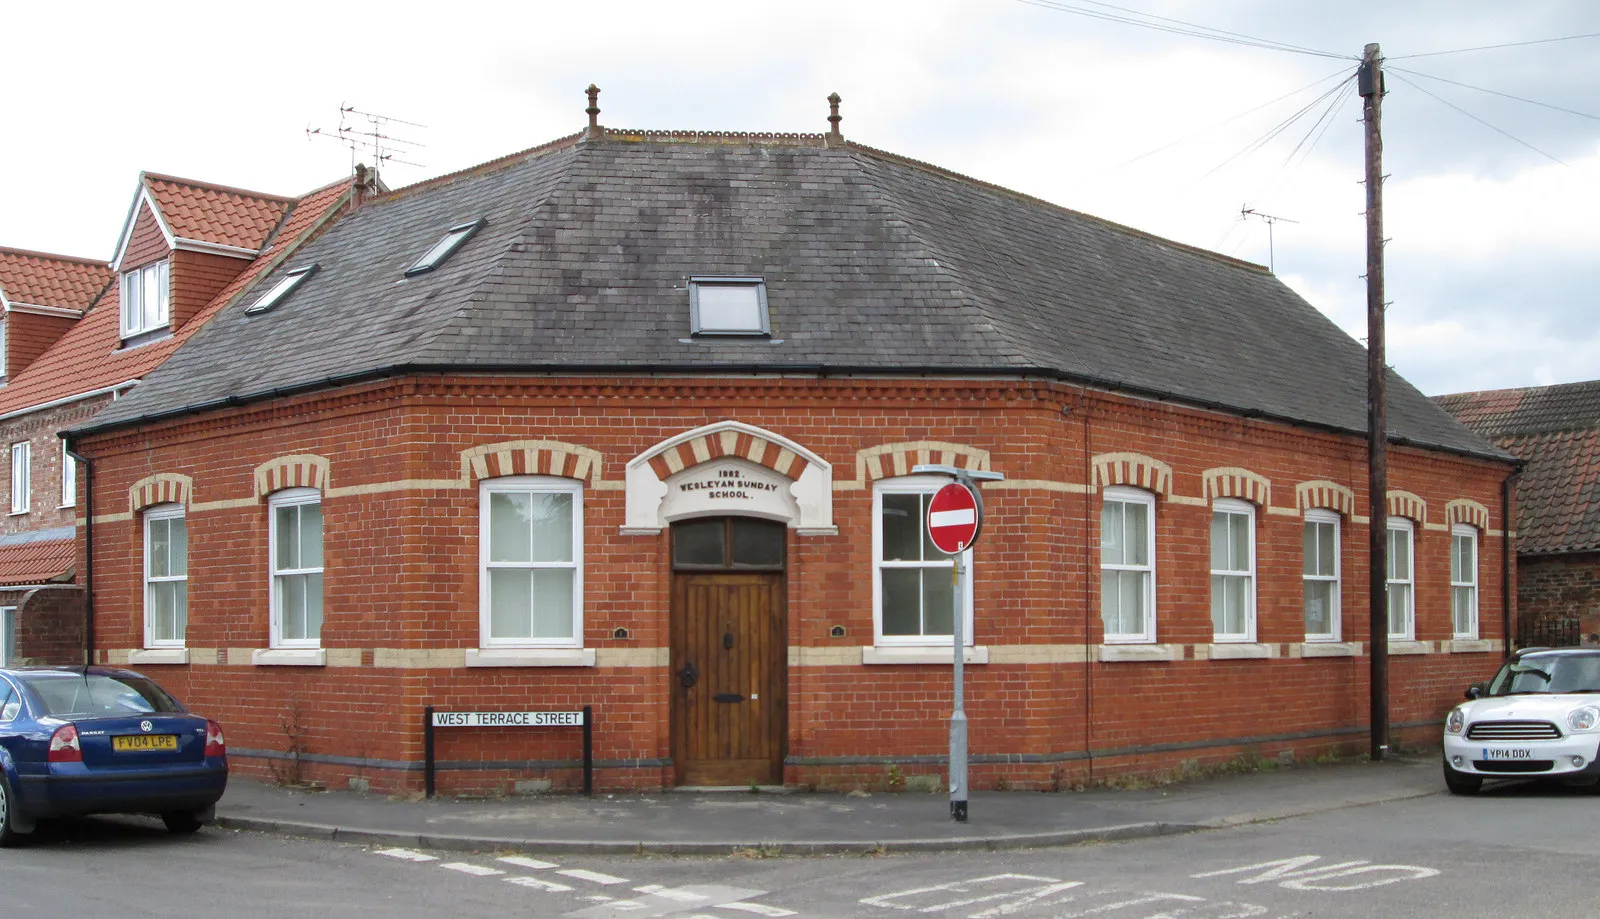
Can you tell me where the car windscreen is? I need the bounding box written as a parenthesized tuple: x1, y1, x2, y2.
(17, 673, 184, 718)
(1486, 654, 1600, 696)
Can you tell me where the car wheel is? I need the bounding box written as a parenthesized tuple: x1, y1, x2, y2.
(1444, 761, 1483, 796)
(161, 810, 205, 834)
(0, 774, 19, 846)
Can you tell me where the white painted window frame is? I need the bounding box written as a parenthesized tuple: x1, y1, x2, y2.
(0, 606, 13, 666)
(1451, 523, 1479, 640)
(1387, 519, 1416, 640)
(143, 503, 187, 649)
(9, 441, 29, 514)
(120, 260, 170, 338)
(872, 475, 975, 648)
(1100, 485, 1156, 643)
(1302, 509, 1341, 642)
(0, 318, 8, 381)
(269, 487, 323, 649)
(1210, 497, 1256, 643)
(60, 438, 75, 508)
(479, 476, 584, 650)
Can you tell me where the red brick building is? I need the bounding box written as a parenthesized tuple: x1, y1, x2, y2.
(0, 174, 351, 667)
(1437, 381, 1600, 648)
(68, 105, 1515, 794)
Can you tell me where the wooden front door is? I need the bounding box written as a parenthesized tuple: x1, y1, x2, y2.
(670, 517, 787, 786)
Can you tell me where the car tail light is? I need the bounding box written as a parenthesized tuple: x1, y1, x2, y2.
(204, 720, 226, 758)
(48, 724, 82, 763)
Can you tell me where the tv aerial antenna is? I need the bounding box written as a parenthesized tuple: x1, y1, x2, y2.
(1240, 206, 1298, 273)
(307, 104, 427, 180)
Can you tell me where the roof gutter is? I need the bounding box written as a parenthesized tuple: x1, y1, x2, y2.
(0, 379, 140, 424)
(64, 362, 1516, 464)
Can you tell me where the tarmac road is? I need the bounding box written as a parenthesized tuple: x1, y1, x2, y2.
(0, 776, 1592, 918)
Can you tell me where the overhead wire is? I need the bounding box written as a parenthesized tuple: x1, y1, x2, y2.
(1387, 66, 1600, 122)
(1113, 65, 1356, 170)
(1009, 0, 1354, 59)
(1387, 72, 1569, 167)
(1198, 72, 1358, 180)
(1390, 31, 1600, 60)
(1284, 76, 1358, 168)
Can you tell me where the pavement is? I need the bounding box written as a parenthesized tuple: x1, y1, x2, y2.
(212, 754, 1446, 856)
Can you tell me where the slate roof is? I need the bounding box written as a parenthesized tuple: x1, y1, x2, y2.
(1436, 381, 1600, 554)
(77, 128, 1507, 462)
(0, 248, 111, 311)
(0, 178, 350, 417)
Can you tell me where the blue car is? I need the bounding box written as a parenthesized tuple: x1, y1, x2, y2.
(0, 666, 227, 843)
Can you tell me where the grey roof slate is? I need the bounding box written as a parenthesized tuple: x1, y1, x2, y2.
(78, 130, 1509, 461)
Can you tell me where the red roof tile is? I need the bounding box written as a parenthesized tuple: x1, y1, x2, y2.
(0, 538, 74, 587)
(144, 173, 296, 252)
(1436, 381, 1600, 555)
(0, 248, 112, 312)
(0, 178, 349, 417)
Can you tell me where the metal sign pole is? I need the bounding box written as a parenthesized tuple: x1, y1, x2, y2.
(950, 549, 968, 823)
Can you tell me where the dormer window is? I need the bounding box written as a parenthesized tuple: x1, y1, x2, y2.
(121, 260, 170, 338)
(690, 278, 769, 336)
(246, 264, 318, 315)
(405, 219, 485, 277)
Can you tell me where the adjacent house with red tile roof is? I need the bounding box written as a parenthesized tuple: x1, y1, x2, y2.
(1437, 380, 1600, 647)
(0, 173, 352, 666)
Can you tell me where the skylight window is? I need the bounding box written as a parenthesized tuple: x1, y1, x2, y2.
(690, 278, 770, 336)
(245, 265, 318, 315)
(405, 219, 485, 277)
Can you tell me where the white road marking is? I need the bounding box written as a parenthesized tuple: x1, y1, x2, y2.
(374, 848, 438, 862)
(718, 903, 797, 917)
(861, 874, 1082, 913)
(560, 868, 630, 885)
(634, 885, 667, 894)
(498, 855, 560, 870)
(583, 895, 616, 902)
(506, 876, 575, 893)
(568, 885, 767, 919)
(1192, 855, 1440, 891)
(441, 862, 505, 877)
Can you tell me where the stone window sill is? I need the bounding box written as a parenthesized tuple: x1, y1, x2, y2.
(129, 648, 190, 666)
(1204, 642, 1272, 660)
(862, 646, 988, 665)
(1446, 639, 1491, 653)
(1388, 640, 1430, 656)
(252, 649, 326, 667)
(465, 648, 597, 668)
(1098, 643, 1180, 663)
(1300, 641, 1359, 658)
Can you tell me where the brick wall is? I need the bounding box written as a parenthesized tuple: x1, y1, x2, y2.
(2, 585, 84, 665)
(1518, 552, 1600, 647)
(76, 374, 1514, 793)
(169, 250, 248, 331)
(0, 396, 111, 534)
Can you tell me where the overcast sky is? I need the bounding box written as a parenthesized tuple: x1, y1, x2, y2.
(4, 1, 1595, 397)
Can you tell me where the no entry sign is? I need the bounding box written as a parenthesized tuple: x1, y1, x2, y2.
(927, 482, 982, 554)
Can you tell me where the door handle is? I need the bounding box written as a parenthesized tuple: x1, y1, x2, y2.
(679, 661, 699, 688)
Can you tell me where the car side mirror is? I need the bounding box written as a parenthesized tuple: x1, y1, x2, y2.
(1465, 684, 1483, 700)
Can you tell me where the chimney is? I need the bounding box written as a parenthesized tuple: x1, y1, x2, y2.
(585, 84, 603, 141)
(351, 162, 379, 209)
(826, 92, 844, 146)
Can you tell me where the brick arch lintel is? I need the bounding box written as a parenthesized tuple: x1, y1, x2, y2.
(1296, 479, 1355, 517)
(1091, 452, 1171, 497)
(848, 441, 991, 487)
(624, 421, 834, 534)
(1445, 498, 1489, 531)
(1203, 467, 1271, 507)
(129, 473, 193, 514)
(1387, 489, 1427, 524)
(254, 454, 330, 500)
(461, 440, 604, 487)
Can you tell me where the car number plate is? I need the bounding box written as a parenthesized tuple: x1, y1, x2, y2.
(1482, 747, 1533, 760)
(112, 734, 178, 752)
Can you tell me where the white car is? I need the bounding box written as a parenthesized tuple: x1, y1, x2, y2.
(1443, 647, 1600, 795)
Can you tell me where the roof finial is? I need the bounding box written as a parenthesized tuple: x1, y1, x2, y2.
(826, 92, 843, 144)
(585, 84, 602, 139)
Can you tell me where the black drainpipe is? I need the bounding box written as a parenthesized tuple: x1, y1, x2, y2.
(1501, 468, 1519, 659)
(65, 439, 92, 667)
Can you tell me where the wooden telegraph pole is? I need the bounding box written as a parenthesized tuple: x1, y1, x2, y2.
(1360, 42, 1390, 761)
